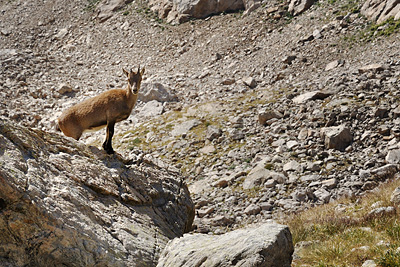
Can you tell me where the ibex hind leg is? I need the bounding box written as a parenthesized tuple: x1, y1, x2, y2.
(103, 121, 115, 154)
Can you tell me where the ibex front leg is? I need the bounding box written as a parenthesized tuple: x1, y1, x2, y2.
(103, 120, 115, 154)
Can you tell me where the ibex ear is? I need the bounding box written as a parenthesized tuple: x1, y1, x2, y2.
(122, 68, 129, 77)
(140, 67, 145, 76)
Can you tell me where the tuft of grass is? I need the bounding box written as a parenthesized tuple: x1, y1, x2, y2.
(84, 0, 101, 12)
(364, 18, 400, 41)
(285, 178, 400, 266)
(378, 248, 400, 267)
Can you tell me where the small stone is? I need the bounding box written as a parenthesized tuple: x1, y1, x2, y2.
(171, 119, 201, 136)
(200, 145, 216, 154)
(374, 107, 389, 119)
(258, 110, 283, 125)
(367, 206, 395, 219)
(139, 100, 164, 117)
(314, 188, 331, 203)
(206, 125, 222, 141)
(292, 91, 332, 104)
(228, 128, 245, 141)
(390, 187, 400, 205)
(282, 55, 297, 65)
(320, 125, 353, 151)
(283, 161, 301, 172)
(286, 140, 299, 149)
(221, 78, 235, 85)
(313, 29, 322, 39)
(244, 204, 261, 215)
(55, 28, 68, 39)
(325, 60, 344, 71)
(58, 83, 74, 94)
(243, 77, 257, 88)
(321, 178, 337, 189)
(213, 178, 229, 188)
(197, 207, 215, 218)
(358, 64, 385, 74)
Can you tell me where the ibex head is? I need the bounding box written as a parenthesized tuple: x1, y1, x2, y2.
(123, 66, 145, 94)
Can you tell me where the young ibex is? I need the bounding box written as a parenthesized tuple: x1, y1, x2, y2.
(57, 66, 145, 154)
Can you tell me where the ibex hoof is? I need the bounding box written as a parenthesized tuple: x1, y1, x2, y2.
(103, 143, 115, 154)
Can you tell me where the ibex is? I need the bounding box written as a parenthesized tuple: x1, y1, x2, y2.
(57, 66, 145, 154)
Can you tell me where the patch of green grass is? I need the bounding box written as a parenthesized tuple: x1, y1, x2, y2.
(378, 248, 400, 267)
(364, 18, 400, 41)
(286, 179, 400, 266)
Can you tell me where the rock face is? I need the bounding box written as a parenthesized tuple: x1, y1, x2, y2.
(157, 222, 294, 267)
(361, 0, 400, 23)
(0, 117, 194, 266)
(149, 0, 246, 23)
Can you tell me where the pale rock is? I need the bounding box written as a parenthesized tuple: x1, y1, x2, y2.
(243, 76, 257, 88)
(228, 128, 245, 140)
(206, 125, 222, 140)
(325, 59, 344, 71)
(288, 0, 315, 15)
(321, 178, 337, 189)
(243, 168, 271, 189)
(286, 140, 299, 149)
(390, 186, 400, 205)
(298, 128, 309, 140)
(139, 100, 164, 117)
(320, 125, 353, 151)
(361, 0, 400, 23)
(314, 188, 331, 203)
(367, 206, 396, 218)
(200, 145, 216, 154)
(362, 259, 377, 267)
(386, 149, 400, 164)
(55, 28, 68, 39)
(244, 204, 262, 215)
(283, 160, 301, 172)
(171, 119, 201, 136)
(358, 63, 385, 74)
(157, 222, 294, 267)
(292, 91, 332, 104)
(0, 117, 194, 266)
(370, 164, 397, 180)
(139, 82, 178, 103)
(97, 0, 133, 22)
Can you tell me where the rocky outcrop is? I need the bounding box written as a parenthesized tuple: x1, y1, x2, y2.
(149, 0, 251, 23)
(361, 0, 400, 23)
(0, 117, 194, 266)
(157, 222, 294, 267)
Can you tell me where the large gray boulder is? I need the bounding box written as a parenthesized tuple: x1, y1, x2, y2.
(361, 0, 400, 23)
(157, 222, 293, 267)
(0, 117, 194, 266)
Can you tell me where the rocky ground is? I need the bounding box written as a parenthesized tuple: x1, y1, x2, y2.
(1, 0, 399, 237)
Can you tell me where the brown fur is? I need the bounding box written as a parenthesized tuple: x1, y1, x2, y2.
(58, 66, 145, 154)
